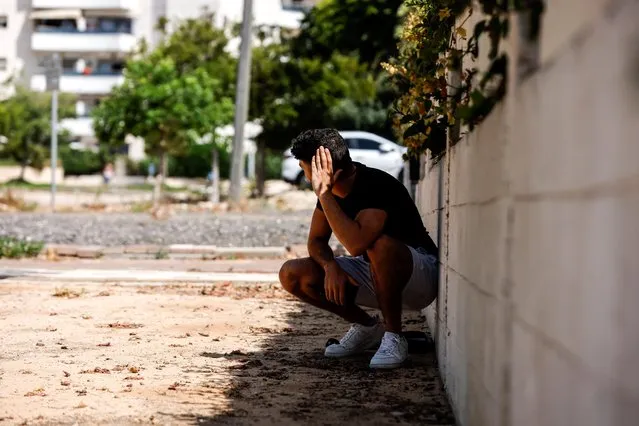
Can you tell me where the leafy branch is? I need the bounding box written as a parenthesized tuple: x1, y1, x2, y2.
(385, 0, 544, 157)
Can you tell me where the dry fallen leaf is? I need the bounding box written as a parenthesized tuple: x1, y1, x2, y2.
(75, 402, 87, 409)
(80, 367, 110, 374)
(35, 342, 44, 347)
(100, 322, 144, 329)
(97, 342, 111, 347)
(61, 381, 70, 386)
(24, 388, 46, 397)
(81, 314, 92, 320)
(63, 371, 71, 377)
(198, 332, 209, 337)
(128, 366, 140, 373)
(52, 288, 84, 299)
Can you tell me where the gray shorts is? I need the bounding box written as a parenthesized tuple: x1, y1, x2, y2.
(335, 246, 439, 311)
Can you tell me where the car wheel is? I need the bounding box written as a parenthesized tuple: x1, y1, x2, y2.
(296, 172, 312, 190)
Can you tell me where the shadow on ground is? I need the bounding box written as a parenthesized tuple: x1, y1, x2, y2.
(165, 298, 455, 425)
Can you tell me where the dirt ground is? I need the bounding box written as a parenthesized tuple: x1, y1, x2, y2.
(0, 278, 454, 425)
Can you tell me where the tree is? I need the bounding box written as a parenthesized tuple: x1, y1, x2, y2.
(249, 45, 379, 195)
(94, 13, 236, 202)
(153, 12, 237, 99)
(249, 29, 297, 195)
(0, 86, 75, 181)
(93, 58, 234, 203)
(292, 0, 404, 68)
(288, 0, 404, 141)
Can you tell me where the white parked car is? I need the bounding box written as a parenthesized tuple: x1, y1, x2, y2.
(281, 131, 407, 188)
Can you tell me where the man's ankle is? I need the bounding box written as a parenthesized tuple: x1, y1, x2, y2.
(361, 315, 378, 327)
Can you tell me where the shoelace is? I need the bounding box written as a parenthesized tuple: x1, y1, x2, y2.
(377, 334, 400, 355)
(339, 324, 364, 346)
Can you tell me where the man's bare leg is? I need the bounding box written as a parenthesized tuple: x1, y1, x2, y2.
(366, 235, 413, 334)
(279, 257, 374, 325)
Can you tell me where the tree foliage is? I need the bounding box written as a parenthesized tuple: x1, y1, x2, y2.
(93, 13, 236, 159)
(292, 0, 404, 67)
(93, 58, 234, 157)
(386, 0, 544, 157)
(0, 86, 75, 178)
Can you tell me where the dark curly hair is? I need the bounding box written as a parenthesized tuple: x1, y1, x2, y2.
(290, 128, 352, 171)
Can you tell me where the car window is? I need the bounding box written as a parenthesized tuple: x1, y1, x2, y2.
(356, 138, 380, 150)
(345, 138, 359, 150)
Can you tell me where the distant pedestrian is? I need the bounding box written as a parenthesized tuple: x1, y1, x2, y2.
(148, 163, 156, 178)
(103, 162, 114, 185)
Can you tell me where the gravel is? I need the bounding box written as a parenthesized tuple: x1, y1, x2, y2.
(0, 212, 314, 247)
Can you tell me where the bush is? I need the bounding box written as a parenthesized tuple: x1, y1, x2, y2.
(265, 151, 282, 180)
(59, 146, 106, 176)
(127, 144, 231, 178)
(0, 236, 44, 258)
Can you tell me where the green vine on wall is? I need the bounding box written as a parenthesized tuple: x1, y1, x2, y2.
(385, 0, 544, 157)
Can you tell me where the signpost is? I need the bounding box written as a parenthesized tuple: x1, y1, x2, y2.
(44, 54, 61, 212)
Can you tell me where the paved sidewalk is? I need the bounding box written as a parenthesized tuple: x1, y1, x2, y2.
(0, 258, 284, 273)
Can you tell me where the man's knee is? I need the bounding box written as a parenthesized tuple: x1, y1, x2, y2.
(279, 259, 300, 294)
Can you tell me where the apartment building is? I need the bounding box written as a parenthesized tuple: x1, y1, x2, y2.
(0, 0, 317, 145)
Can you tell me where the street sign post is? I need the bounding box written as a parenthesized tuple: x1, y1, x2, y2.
(44, 54, 61, 212)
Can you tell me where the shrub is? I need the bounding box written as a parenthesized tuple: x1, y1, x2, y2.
(0, 236, 44, 258)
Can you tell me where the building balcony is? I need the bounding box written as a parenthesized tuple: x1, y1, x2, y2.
(32, 32, 136, 53)
(60, 117, 94, 138)
(32, 0, 137, 9)
(31, 73, 124, 95)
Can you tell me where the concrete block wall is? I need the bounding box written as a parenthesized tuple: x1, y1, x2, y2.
(417, 1, 639, 425)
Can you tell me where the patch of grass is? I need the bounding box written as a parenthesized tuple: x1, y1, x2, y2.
(52, 287, 84, 298)
(155, 248, 169, 260)
(0, 236, 44, 258)
(130, 201, 153, 213)
(125, 183, 186, 193)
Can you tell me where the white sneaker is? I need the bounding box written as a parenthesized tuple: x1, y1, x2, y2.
(369, 332, 409, 369)
(324, 317, 385, 358)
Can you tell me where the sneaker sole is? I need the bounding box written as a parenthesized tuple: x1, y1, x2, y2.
(369, 359, 408, 369)
(324, 340, 383, 358)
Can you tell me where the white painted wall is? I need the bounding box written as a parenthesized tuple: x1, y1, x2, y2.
(417, 1, 639, 425)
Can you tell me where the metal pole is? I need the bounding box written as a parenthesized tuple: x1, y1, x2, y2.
(51, 89, 58, 212)
(229, 0, 253, 204)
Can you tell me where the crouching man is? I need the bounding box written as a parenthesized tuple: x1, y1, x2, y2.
(279, 129, 439, 369)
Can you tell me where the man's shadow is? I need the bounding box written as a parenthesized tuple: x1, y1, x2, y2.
(164, 298, 455, 425)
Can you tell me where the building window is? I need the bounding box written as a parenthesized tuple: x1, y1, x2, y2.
(0, 58, 7, 71)
(0, 15, 7, 29)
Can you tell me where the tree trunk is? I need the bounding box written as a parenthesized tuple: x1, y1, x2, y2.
(19, 162, 27, 182)
(154, 151, 168, 207)
(255, 139, 266, 197)
(209, 146, 220, 203)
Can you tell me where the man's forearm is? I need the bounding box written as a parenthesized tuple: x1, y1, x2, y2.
(318, 192, 366, 255)
(308, 238, 335, 269)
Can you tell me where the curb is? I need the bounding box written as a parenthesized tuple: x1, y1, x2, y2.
(43, 244, 290, 260)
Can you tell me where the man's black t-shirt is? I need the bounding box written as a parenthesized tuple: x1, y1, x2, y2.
(316, 163, 438, 257)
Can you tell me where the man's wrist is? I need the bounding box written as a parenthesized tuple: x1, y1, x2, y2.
(322, 259, 338, 271)
(318, 191, 333, 203)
